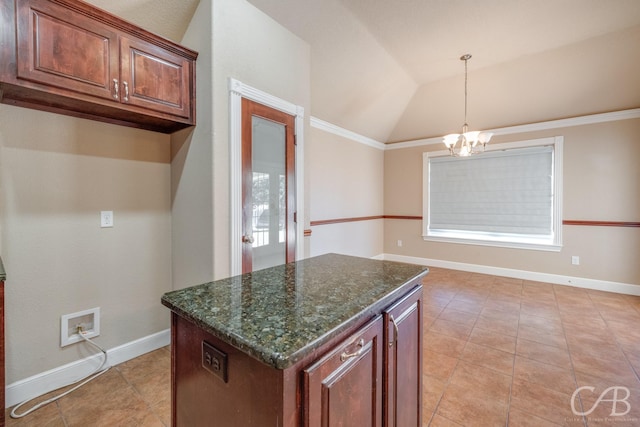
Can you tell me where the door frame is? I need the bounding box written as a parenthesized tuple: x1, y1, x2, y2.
(229, 78, 305, 276)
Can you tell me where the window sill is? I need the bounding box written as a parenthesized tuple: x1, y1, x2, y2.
(423, 234, 562, 252)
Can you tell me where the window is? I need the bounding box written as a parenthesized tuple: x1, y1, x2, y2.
(423, 137, 563, 251)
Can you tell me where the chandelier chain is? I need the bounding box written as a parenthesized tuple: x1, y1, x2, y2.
(464, 55, 468, 127)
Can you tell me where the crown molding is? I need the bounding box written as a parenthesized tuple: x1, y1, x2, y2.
(310, 116, 386, 150)
(385, 108, 640, 150)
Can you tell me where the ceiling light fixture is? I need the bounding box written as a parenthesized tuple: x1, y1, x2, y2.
(443, 54, 492, 156)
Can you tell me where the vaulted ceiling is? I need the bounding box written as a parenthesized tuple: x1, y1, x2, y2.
(86, 0, 640, 143)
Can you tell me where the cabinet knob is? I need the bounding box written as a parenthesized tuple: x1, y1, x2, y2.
(113, 79, 119, 100)
(242, 234, 254, 244)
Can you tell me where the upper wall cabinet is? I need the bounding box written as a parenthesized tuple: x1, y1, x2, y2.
(0, 0, 198, 133)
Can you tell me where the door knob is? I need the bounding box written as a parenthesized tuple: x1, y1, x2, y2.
(242, 234, 254, 244)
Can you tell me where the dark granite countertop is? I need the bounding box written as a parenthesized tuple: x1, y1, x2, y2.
(0, 256, 5, 281)
(162, 253, 428, 369)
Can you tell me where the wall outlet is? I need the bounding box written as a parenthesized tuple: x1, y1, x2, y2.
(571, 256, 580, 265)
(397, 240, 403, 247)
(100, 211, 114, 228)
(61, 307, 100, 347)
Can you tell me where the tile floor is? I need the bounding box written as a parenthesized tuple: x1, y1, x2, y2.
(422, 268, 640, 427)
(5, 346, 171, 426)
(5, 268, 640, 426)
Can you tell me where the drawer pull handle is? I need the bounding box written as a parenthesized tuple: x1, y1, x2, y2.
(389, 315, 399, 347)
(340, 338, 365, 361)
(113, 79, 119, 99)
(123, 81, 129, 102)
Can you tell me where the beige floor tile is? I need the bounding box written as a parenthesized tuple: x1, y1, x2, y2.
(437, 307, 479, 326)
(437, 390, 508, 427)
(518, 324, 568, 349)
(514, 356, 577, 395)
(6, 401, 65, 427)
(508, 407, 564, 426)
(423, 349, 459, 381)
(509, 378, 584, 426)
(424, 330, 467, 358)
(475, 315, 519, 337)
(429, 318, 474, 340)
(516, 338, 573, 370)
(461, 342, 515, 376)
(428, 414, 464, 426)
(445, 361, 512, 406)
(422, 374, 447, 414)
(468, 327, 517, 354)
(571, 353, 640, 390)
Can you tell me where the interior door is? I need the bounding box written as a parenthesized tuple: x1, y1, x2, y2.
(241, 98, 296, 273)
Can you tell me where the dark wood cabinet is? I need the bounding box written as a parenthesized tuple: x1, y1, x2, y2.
(304, 316, 384, 427)
(0, 0, 197, 133)
(119, 36, 192, 119)
(384, 286, 423, 427)
(1, 277, 4, 427)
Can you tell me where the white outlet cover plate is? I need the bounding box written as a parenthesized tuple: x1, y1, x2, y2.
(101, 211, 114, 228)
(61, 307, 101, 347)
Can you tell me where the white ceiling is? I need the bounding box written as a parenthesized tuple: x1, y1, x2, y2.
(338, 0, 640, 84)
(86, 0, 640, 143)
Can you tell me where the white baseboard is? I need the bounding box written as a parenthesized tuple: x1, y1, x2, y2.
(380, 253, 640, 296)
(5, 329, 170, 408)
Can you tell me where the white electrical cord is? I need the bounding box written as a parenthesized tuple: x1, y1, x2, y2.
(10, 328, 111, 419)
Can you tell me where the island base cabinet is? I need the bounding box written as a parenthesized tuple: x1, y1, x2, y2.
(171, 314, 291, 427)
(169, 282, 424, 427)
(303, 316, 384, 427)
(1, 278, 4, 427)
(384, 286, 423, 427)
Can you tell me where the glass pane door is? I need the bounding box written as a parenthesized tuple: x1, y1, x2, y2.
(250, 116, 286, 271)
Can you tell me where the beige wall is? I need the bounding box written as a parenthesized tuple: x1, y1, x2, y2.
(170, 0, 215, 290)
(0, 107, 172, 382)
(212, 0, 310, 279)
(171, 0, 311, 284)
(308, 127, 384, 257)
(384, 118, 640, 286)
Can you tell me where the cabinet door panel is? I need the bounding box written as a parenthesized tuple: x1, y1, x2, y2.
(304, 316, 383, 427)
(385, 285, 423, 427)
(120, 37, 191, 119)
(16, 0, 118, 100)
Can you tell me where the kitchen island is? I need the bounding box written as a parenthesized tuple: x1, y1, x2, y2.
(1, 256, 5, 427)
(162, 253, 428, 426)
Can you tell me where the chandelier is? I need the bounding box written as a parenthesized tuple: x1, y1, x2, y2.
(443, 54, 492, 156)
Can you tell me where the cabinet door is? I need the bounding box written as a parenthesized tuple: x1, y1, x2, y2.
(16, 0, 119, 101)
(384, 285, 423, 427)
(120, 37, 192, 119)
(304, 316, 384, 427)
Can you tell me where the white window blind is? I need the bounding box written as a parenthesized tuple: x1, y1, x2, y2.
(424, 139, 562, 251)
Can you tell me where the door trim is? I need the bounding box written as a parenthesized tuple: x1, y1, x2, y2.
(229, 78, 305, 276)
